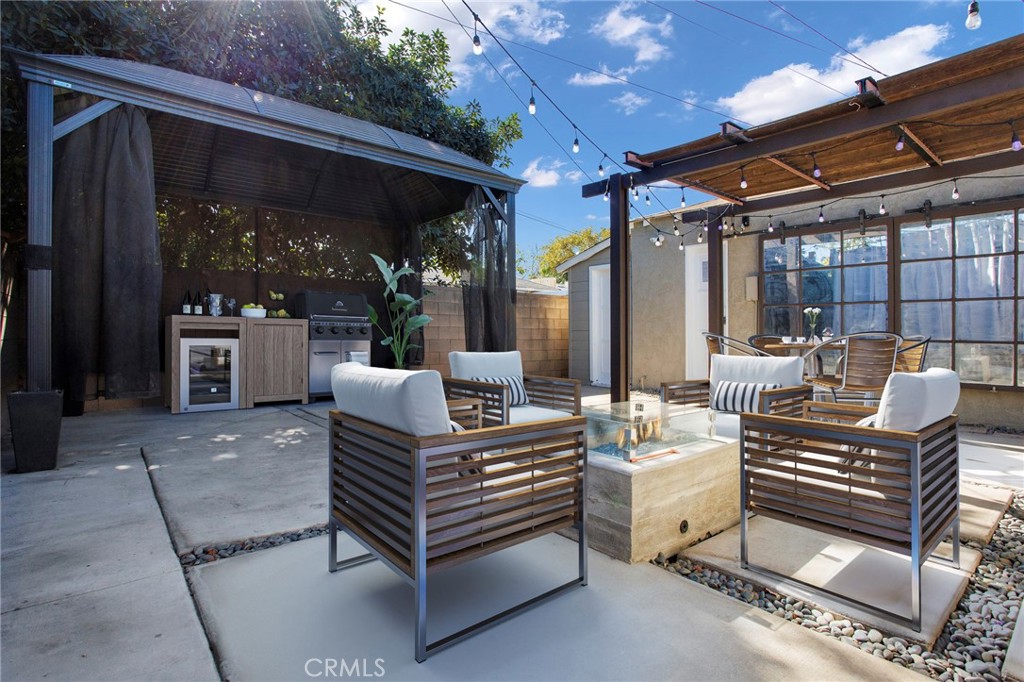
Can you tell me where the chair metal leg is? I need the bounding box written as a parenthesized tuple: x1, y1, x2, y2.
(328, 517, 338, 573)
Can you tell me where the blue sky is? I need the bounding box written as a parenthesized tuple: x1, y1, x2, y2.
(358, 1, 1024, 256)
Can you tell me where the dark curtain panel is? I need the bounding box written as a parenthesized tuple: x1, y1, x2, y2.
(53, 104, 162, 400)
(462, 187, 515, 351)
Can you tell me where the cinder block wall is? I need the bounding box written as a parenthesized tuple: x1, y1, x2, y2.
(421, 286, 568, 377)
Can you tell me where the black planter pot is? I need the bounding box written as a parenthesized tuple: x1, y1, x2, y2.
(7, 390, 63, 473)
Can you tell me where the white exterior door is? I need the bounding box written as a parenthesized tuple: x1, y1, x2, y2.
(684, 242, 729, 379)
(589, 264, 611, 387)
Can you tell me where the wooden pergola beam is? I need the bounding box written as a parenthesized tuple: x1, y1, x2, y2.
(765, 156, 831, 190)
(898, 123, 944, 166)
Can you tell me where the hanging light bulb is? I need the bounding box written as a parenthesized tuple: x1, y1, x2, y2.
(678, 238, 685, 251)
(739, 168, 748, 190)
(655, 233, 664, 247)
(630, 177, 639, 200)
(811, 153, 821, 179)
(767, 215, 774, 233)
(645, 189, 651, 206)
(1012, 125, 1022, 152)
(895, 133, 905, 152)
(965, 1, 981, 30)
(472, 16, 483, 55)
(879, 195, 887, 215)
(598, 155, 606, 177)
(680, 187, 687, 208)
(572, 128, 580, 154)
(818, 206, 825, 223)
(528, 83, 537, 115)
(718, 221, 724, 232)
(697, 231, 704, 244)
(701, 220, 708, 232)
(673, 223, 680, 237)
(603, 180, 609, 202)
(951, 179, 960, 200)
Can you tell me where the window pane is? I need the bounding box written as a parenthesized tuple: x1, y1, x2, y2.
(925, 342, 952, 371)
(1018, 254, 1023, 296)
(843, 303, 887, 333)
(902, 302, 952, 340)
(802, 268, 840, 304)
(844, 264, 887, 302)
(901, 260, 952, 300)
(956, 300, 1014, 341)
(955, 211, 1015, 256)
(801, 232, 841, 268)
(956, 343, 1013, 385)
(764, 272, 798, 304)
(1020, 209, 1023, 251)
(764, 238, 798, 272)
(763, 306, 797, 336)
(843, 228, 887, 264)
(955, 255, 1015, 298)
(1020, 301, 1024, 341)
(900, 220, 952, 260)
(1019, 346, 1024, 387)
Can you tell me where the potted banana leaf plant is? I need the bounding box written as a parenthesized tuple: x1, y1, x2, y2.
(366, 254, 432, 369)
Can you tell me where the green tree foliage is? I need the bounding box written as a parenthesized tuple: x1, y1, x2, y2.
(0, 1, 522, 278)
(537, 228, 610, 283)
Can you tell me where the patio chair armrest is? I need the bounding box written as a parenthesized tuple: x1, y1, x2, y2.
(759, 384, 813, 417)
(523, 375, 581, 415)
(661, 379, 710, 407)
(446, 398, 483, 430)
(799, 400, 878, 424)
(442, 377, 509, 427)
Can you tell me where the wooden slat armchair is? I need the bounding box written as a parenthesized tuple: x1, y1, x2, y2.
(803, 332, 902, 401)
(739, 368, 962, 631)
(444, 351, 581, 428)
(328, 363, 587, 662)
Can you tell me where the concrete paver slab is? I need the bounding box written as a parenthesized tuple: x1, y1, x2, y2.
(959, 478, 1014, 544)
(683, 516, 981, 647)
(959, 438, 1024, 488)
(2, 572, 218, 682)
(145, 408, 328, 551)
(190, 532, 923, 681)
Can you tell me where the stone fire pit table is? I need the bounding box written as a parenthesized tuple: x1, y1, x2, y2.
(580, 401, 740, 563)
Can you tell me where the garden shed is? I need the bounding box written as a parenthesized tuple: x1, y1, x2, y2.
(6, 50, 523, 410)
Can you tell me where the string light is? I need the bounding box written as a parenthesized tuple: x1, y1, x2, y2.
(602, 180, 609, 202)
(697, 231, 704, 244)
(895, 132, 905, 152)
(598, 155, 607, 177)
(572, 127, 580, 154)
(673, 223, 680, 237)
(678, 238, 685, 251)
(739, 167, 748, 190)
(965, 1, 981, 30)
(472, 14, 483, 55)
(680, 187, 687, 208)
(767, 215, 774, 233)
(630, 176, 639, 200)
(1012, 125, 1022, 152)
(879, 195, 887, 215)
(818, 206, 825, 223)
(701, 219, 708, 232)
(811, 153, 822, 179)
(951, 179, 960, 200)
(645, 188, 651, 206)
(528, 82, 537, 115)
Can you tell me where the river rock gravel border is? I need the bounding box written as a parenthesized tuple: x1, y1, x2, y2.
(654, 491, 1023, 681)
(178, 523, 329, 567)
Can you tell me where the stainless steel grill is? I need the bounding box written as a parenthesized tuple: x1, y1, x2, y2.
(295, 291, 372, 398)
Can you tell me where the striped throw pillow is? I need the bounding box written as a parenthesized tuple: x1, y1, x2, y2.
(473, 375, 529, 406)
(711, 380, 780, 414)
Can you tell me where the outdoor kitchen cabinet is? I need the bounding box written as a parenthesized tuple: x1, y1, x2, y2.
(244, 318, 309, 408)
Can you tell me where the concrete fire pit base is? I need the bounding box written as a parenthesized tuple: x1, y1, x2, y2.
(578, 437, 740, 563)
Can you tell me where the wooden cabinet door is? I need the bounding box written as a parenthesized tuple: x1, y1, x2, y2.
(246, 319, 308, 406)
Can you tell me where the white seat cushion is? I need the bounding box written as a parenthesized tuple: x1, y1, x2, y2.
(508, 405, 570, 425)
(449, 351, 524, 380)
(876, 368, 960, 431)
(709, 355, 804, 408)
(713, 412, 740, 440)
(331, 362, 450, 437)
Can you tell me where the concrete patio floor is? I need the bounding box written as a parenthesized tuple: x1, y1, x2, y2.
(1, 393, 1021, 681)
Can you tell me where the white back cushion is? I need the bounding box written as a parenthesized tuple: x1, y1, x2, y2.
(876, 368, 960, 431)
(709, 355, 804, 398)
(449, 351, 523, 379)
(331, 363, 450, 437)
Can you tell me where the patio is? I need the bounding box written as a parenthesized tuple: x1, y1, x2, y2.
(1, 390, 1020, 681)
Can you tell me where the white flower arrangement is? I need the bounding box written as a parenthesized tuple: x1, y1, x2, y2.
(803, 306, 822, 331)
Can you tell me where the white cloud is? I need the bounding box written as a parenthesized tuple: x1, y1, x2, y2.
(611, 91, 650, 115)
(358, 1, 567, 89)
(715, 24, 950, 126)
(568, 64, 642, 87)
(521, 158, 565, 187)
(564, 170, 585, 183)
(590, 2, 673, 64)
(585, 214, 599, 221)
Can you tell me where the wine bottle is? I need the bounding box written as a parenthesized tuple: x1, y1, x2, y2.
(182, 290, 192, 315)
(192, 290, 203, 315)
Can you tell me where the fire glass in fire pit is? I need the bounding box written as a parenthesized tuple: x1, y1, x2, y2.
(583, 401, 708, 462)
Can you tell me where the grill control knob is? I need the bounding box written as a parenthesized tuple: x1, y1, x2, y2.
(345, 327, 354, 335)
(359, 327, 367, 335)
(314, 326, 324, 335)
(330, 327, 340, 335)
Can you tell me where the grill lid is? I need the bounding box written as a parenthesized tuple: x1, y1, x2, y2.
(295, 291, 368, 320)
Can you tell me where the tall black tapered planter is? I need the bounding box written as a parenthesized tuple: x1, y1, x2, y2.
(7, 390, 63, 472)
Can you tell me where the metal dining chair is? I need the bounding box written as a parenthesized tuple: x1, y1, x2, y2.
(747, 334, 789, 356)
(803, 332, 903, 401)
(895, 335, 930, 373)
(703, 332, 767, 357)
